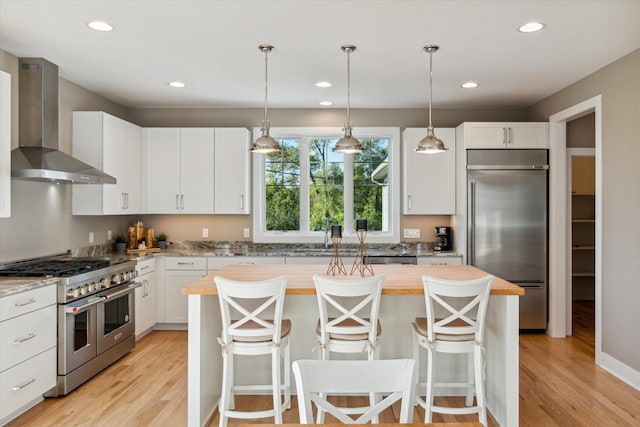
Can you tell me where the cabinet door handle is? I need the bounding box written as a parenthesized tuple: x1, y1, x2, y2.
(144, 279, 149, 297)
(122, 192, 127, 209)
(12, 378, 36, 391)
(125, 193, 129, 209)
(180, 194, 184, 210)
(507, 127, 512, 145)
(13, 333, 36, 344)
(14, 298, 36, 307)
(240, 194, 244, 210)
(177, 262, 195, 266)
(176, 195, 180, 211)
(408, 195, 412, 211)
(140, 265, 150, 271)
(502, 128, 508, 145)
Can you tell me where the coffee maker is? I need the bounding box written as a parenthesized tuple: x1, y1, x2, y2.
(434, 226, 452, 251)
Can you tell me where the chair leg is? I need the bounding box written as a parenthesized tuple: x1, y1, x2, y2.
(412, 332, 421, 407)
(465, 351, 474, 407)
(272, 349, 283, 423)
(219, 353, 233, 427)
(475, 345, 487, 426)
(367, 348, 379, 423)
(316, 347, 328, 423)
(425, 349, 435, 423)
(284, 341, 291, 410)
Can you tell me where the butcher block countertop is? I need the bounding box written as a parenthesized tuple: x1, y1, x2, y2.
(182, 263, 524, 296)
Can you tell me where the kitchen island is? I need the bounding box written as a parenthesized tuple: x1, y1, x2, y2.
(182, 264, 523, 427)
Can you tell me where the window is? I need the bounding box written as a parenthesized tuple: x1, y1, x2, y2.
(253, 127, 400, 243)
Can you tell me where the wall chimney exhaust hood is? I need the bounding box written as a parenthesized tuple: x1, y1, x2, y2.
(11, 58, 116, 184)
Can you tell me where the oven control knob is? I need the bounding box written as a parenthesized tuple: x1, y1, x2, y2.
(111, 273, 122, 284)
(80, 285, 89, 295)
(101, 277, 110, 289)
(123, 271, 131, 281)
(67, 288, 75, 298)
(130, 269, 137, 279)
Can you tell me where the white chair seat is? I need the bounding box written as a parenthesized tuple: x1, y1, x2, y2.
(315, 317, 381, 341)
(412, 317, 475, 342)
(232, 319, 292, 342)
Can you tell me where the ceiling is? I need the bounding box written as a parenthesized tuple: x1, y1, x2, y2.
(1, 0, 638, 110)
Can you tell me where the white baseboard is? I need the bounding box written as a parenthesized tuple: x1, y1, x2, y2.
(598, 351, 640, 391)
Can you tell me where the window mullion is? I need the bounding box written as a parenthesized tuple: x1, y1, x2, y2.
(300, 137, 310, 233)
(344, 153, 354, 235)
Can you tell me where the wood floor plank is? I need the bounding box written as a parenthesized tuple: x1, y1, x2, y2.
(6, 304, 640, 426)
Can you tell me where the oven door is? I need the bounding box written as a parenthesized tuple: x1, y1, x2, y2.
(60, 295, 102, 374)
(96, 282, 141, 354)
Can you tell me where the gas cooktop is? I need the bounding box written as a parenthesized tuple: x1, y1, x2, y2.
(0, 258, 111, 278)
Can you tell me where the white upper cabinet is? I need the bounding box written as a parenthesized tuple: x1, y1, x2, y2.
(143, 128, 214, 214)
(214, 128, 250, 214)
(402, 128, 456, 215)
(72, 112, 142, 215)
(460, 122, 548, 149)
(0, 71, 10, 218)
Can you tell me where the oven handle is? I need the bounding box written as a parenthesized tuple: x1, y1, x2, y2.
(102, 282, 142, 300)
(65, 296, 105, 313)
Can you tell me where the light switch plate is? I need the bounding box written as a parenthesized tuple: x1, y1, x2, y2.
(243, 228, 250, 238)
(403, 228, 420, 239)
(89, 232, 94, 243)
(202, 228, 208, 238)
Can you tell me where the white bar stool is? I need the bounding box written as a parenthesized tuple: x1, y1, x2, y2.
(412, 274, 493, 426)
(214, 275, 291, 427)
(312, 274, 384, 422)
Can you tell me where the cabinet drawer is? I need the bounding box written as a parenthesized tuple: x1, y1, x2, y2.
(135, 258, 156, 274)
(0, 285, 56, 321)
(0, 305, 57, 372)
(164, 257, 207, 270)
(0, 347, 56, 421)
(207, 256, 286, 271)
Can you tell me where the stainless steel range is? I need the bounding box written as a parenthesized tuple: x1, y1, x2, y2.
(0, 255, 139, 396)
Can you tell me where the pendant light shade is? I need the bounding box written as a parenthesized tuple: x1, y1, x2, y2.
(252, 44, 281, 153)
(333, 45, 363, 154)
(415, 45, 447, 154)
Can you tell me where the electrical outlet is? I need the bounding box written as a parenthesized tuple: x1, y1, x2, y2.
(202, 228, 208, 238)
(403, 228, 420, 239)
(107, 230, 112, 241)
(243, 228, 250, 238)
(89, 232, 94, 243)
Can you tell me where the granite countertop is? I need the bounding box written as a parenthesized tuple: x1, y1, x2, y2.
(72, 241, 462, 260)
(0, 277, 59, 298)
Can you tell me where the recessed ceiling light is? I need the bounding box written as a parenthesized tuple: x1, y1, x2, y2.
(518, 22, 545, 33)
(87, 21, 113, 32)
(315, 81, 332, 88)
(319, 101, 333, 106)
(461, 81, 479, 89)
(168, 81, 186, 88)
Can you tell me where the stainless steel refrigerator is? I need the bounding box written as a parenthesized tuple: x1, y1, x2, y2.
(467, 149, 548, 329)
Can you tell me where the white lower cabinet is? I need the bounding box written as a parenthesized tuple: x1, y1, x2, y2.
(158, 257, 207, 325)
(0, 284, 57, 424)
(135, 258, 157, 338)
(417, 256, 463, 266)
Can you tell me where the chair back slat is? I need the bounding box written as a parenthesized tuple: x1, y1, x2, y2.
(215, 275, 287, 344)
(293, 359, 416, 424)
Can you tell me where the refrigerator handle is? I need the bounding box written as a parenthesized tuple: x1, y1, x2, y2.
(468, 180, 476, 265)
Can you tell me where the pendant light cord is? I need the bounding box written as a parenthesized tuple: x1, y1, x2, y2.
(263, 48, 269, 125)
(346, 48, 351, 126)
(428, 48, 433, 130)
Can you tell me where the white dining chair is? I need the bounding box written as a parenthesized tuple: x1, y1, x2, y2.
(312, 274, 384, 422)
(215, 275, 291, 427)
(412, 274, 493, 426)
(293, 358, 416, 424)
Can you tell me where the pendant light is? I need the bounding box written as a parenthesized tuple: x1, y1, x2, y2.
(333, 45, 363, 154)
(415, 45, 448, 154)
(251, 44, 281, 153)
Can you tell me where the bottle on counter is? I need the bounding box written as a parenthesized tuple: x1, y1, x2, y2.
(146, 228, 154, 248)
(128, 226, 137, 249)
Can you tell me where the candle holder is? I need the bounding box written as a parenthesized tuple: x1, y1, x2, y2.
(350, 229, 375, 276)
(327, 236, 347, 276)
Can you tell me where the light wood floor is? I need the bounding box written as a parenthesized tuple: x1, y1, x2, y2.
(8, 302, 640, 426)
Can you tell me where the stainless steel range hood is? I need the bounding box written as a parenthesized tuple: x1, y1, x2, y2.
(11, 58, 116, 184)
